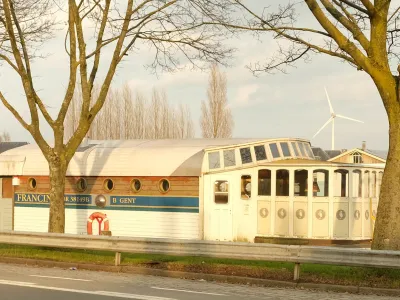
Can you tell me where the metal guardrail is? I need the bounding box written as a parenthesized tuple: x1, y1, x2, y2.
(0, 231, 399, 280)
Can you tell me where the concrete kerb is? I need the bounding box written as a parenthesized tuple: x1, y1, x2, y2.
(0, 256, 398, 297)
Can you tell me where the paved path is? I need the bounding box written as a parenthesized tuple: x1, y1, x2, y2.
(0, 263, 397, 300)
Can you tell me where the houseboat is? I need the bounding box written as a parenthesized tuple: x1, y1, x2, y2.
(0, 138, 384, 243)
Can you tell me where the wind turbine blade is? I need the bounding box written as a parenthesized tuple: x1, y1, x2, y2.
(313, 117, 333, 138)
(324, 86, 334, 113)
(336, 114, 364, 123)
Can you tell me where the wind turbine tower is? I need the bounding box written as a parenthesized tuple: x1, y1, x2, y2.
(312, 87, 363, 150)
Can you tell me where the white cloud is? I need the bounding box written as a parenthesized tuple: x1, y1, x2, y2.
(231, 84, 260, 108)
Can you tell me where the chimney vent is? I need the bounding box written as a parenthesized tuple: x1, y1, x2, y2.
(362, 141, 366, 151)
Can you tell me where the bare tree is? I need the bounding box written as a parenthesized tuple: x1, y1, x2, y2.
(149, 88, 162, 139)
(0, 131, 11, 142)
(201, 63, 234, 138)
(132, 91, 146, 139)
(176, 103, 195, 139)
(0, 0, 235, 233)
(65, 84, 195, 140)
(122, 84, 134, 139)
(217, 1, 400, 249)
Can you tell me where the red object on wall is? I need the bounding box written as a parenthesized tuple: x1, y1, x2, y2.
(87, 212, 109, 235)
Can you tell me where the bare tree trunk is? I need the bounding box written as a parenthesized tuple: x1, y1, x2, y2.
(48, 158, 67, 233)
(371, 77, 400, 249)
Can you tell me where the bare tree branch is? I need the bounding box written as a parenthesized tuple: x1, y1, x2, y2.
(337, 0, 369, 15)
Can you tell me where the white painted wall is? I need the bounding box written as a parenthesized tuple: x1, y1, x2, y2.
(14, 207, 199, 239)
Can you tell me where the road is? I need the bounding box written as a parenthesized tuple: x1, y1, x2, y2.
(0, 263, 397, 300)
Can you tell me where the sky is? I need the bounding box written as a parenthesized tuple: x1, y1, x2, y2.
(0, 1, 389, 151)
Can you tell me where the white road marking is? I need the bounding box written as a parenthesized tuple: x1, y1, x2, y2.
(29, 275, 92, 282)
(0, 280, 35, 286)
(0, 279, 176, 300)
(151, 286, 227, 296)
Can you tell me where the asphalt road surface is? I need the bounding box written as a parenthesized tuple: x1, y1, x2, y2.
(0, 263, 397, 300)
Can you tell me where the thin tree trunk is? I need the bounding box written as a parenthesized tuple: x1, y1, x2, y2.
(48, 159, 67, 233)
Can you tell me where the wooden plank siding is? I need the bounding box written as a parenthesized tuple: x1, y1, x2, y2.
(15, 176, 200, 197)
(331, 154, 384, 164)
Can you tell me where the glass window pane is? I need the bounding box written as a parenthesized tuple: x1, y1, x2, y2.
(258, 169, 271, 196)
(208, 152, 220, 169)
(291, 142, 299, 156)
(364, 171, 370, 197)
(269, 143, 280, 158)
(280, 142, 291, 157)
(276, 169, 289, 196)
(240, 147, 252, 164)
(223, 150, 236, 167)
(304, 143, 314, 158)
(298, 142, 306, 157)
(352, 170, 362, 197)
(313, 170, 329, 197)
(294, 169, 308, 196)
(371, 172, 376, 197)
(214, 180, 229, 204)
(241, 175, 251, 199)
(254, 145, 267, 161)
(334, 170, 349, 197)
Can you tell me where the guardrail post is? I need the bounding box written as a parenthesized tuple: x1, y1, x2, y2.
(115, 252, 121, 266)
(293, 263, 300, 281)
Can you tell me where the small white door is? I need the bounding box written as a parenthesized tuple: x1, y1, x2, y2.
(208, 175, 233, 241)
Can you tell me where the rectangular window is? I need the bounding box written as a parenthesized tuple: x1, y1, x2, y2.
(223, 149, 236, 167)
(241, 175, 251, 199)
(280, 142, 291, 157)
(371, 172, 376, 198)
(208, 152, 220, 169)
(294, 169, 308, 196)
(291, 142, 299, 156)
(254, 145, 267, 161)
(334, 170, 349, 197)
(269, 143, 280, 158)
(258, 169, 271, 196)
(313, 170, 329, 197)
(240, 147, 252, 164)
(298, 142, 306, 157)
(214, 180, 229, 204)
(276, 170, 290, 196)
(364, 171, 370, 198)
(352, 153, 362, 163)
(304, 143, 314, 158)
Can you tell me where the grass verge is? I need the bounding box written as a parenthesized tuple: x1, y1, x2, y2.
(0, 244, 399, 289)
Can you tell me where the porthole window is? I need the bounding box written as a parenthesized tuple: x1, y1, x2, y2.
(159, 179, 170, 193)
(131, 179, 141, 193)
(103, 179, 114, 192)
(76, 178, 87, 192)
(28, 178, 37, 190)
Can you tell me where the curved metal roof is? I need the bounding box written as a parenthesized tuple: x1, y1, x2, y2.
(0, 138, 282, 176)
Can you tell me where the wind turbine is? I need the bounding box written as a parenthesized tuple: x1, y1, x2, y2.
(312, 87, 363, 150)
